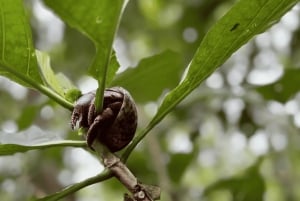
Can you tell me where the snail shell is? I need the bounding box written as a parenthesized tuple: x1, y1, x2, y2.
(71, 87, 138, 152)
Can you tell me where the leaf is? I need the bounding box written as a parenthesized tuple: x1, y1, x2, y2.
(43, 0, 127, 111)
(16, 105, 40, 130)
(203, 158, 265, 201)
(43, 0, 126, 79)
(124, 0, 298, 158)
(36, 50, 66, 96)
(111, 50, 183, 103)
(0, 0, 73, 110)
(36, 50, 80, 101)
(256, 69, 300, 102)
(148, 0, 298, 134)
(0, 140, 86, 156)
(0, 0, 43, 86)
(106, 50, 120, 86)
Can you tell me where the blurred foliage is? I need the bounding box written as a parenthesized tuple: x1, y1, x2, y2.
(0, 0, 300, 201)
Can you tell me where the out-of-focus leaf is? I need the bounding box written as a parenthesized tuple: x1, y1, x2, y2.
(0, 141, 86, 156)
(16, 105, 40, 130)
(111, 50, 183, 103)
(146, 0, 298, 137)
(167, 153, 194, 184)
(36, 50, 67, 96)
(203, 158, 265, 201)
(127, 150, 157, 183)
(0, 0, 43, 86)
(106, 51, 120, 86)
(256, 69, 300, 102)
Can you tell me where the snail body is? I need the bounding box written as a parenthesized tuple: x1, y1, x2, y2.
(71, 87, 137, 152)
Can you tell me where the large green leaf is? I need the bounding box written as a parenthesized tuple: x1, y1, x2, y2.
(124, 0, 299, 157)
(43, 0, 127, 110)
(111, 50, 183, 103)
(152, 0, 298, 126)
(0, 0, 73, 110)
(43, 0, 126, 80)
(0, 0, 43, 86)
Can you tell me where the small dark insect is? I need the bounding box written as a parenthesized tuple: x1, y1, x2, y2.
(71, 87, 138, 152)
(230, 23, 240, 31)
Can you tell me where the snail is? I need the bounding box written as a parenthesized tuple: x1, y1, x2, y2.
(71, 87, 138, 152)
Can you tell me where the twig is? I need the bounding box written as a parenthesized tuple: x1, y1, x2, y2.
(92, 142, 161, 201)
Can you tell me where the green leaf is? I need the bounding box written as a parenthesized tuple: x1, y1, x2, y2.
(148, 0, 298, 136)
(0, 0, 43, 86)
(16, 105, 40, 130)
(43, 0, 126, 79)
(0, 140, 86, 156)
(256, 69, 300, 102)
(43, 0, 127, 111)
(203, 158, 265, 201)
(0, 0, 73, 110)
(106, 50, 120, 86)
(111, 50, 183, 103)
(36, 50, 80, 101)
(124, 0, 298, 158)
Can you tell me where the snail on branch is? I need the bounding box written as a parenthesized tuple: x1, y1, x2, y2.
(71, 87, 138, 152)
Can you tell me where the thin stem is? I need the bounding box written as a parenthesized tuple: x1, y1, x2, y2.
(38, 85, 74, 110)
(35, 170, 113, 201)
(94, 1, 127, 112)
(121, 123, 154, 162)
(0, 62, 74, 110)
(94, 52, 106, 113)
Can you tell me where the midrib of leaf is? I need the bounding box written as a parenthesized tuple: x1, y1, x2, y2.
(93, 2, 126, 112)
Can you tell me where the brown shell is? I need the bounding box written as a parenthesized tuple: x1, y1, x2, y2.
(99, 87, 138, 152)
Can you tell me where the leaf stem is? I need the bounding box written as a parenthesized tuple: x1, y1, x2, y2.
(93, 52, 106, 113)
(94, 1, 127, 112)
(35, 170, 113, 201)
(38, 85, 74, 110)
(0, 62, 74, 110)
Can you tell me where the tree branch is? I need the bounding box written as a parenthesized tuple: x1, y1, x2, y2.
(93, 142, 161, 201)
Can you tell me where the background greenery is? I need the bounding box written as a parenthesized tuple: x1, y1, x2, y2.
(0, 0, 300, 201)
